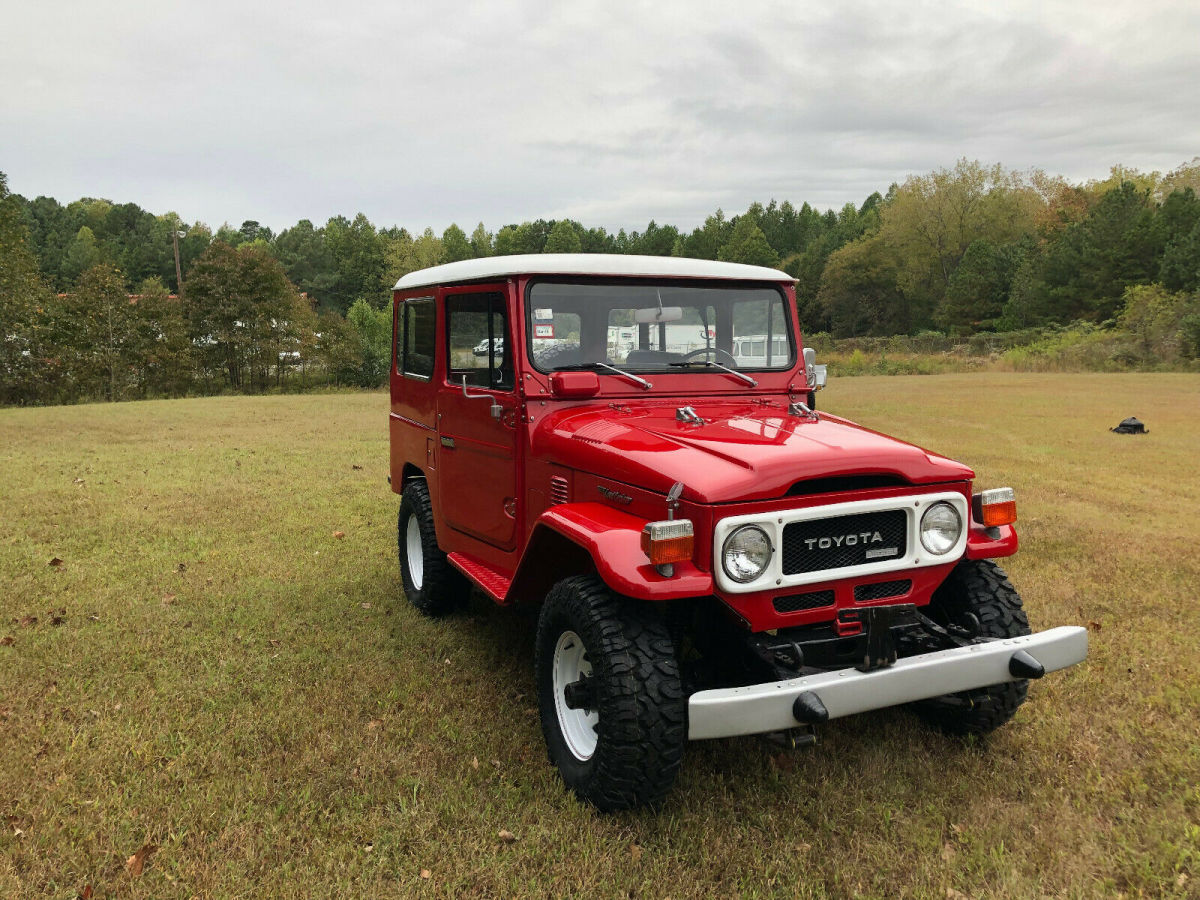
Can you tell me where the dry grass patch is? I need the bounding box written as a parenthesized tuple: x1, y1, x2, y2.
(1, 376, 1198, 898)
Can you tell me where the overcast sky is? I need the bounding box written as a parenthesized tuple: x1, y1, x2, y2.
(3, 1, 1198, 234)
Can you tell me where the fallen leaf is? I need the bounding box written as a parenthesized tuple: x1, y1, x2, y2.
(125, 843, 158, 877)
(49, 557, 63, 567)
(268, 639, 281, 647)
(420, 869, 431, 880)
(941, 842, 957, 862)
(498, 829, 517, 844)
(49, 614, 64, 626)
(73, 477, 85, 485)
(162, 593, 177, 605)
(88, 614, 100, 621)
(176, 563, 186, 572)
(333, 531, 346, 539)
(81, 885, 94, 899)
(1086, 620, 1102, 632)
(1, 636, 14, 646)
(630, 843, 643, 862)
(945, 889, 967, 900)
(367, 719, 383, 730)
(1177, 873, 1189, 889)
(470, 756, 480, 770)
(18, 616, 37, 627)
(361, 602, 372, 609)
(364, 841, 374, 852)
(352, 464, 363, 470)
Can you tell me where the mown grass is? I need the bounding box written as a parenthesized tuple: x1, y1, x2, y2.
(1, 375, 1198, 899)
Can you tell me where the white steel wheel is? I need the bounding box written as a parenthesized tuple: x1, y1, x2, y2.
(552, 630, 599, 761)
(405, 513, 424, 591)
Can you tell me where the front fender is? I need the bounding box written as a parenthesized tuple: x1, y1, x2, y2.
(512, 502, 712, 602)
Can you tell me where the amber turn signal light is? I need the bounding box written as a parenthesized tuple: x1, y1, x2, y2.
(973, 487, 1017, 527)
(641, 519, 695, 565)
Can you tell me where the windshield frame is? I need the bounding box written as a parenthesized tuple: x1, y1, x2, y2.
(523, 277, 796, 376)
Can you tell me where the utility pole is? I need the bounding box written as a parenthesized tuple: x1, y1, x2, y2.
(172, 223, 185, 299)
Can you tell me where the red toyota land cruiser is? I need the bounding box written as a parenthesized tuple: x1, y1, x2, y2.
(388, 254, 1087, 810)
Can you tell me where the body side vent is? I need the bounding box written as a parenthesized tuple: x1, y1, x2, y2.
(549, 476, 570, 505)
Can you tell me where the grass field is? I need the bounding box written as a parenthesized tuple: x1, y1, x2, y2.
(2, 374, 1198, 899)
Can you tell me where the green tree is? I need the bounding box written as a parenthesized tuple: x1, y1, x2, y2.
(0, 172, 55, 405)
(61, 263, 138, 401)
(816, 235, 907, 337)
(470, 222, 493, 257)
(718, 216, 779, 267)
(345, 298, 392, 387)
(440, 224, 473, 263)
(129, 276, 193, 396)
(938, 239, 1027, 333)
(543, 219, 582, 253)
(274, 219, 338, 308)
(63, 225, 104, 283)
(876, 160, 1040, 328)
(325, 213, 386, 311)
(383, 227, 442, 285)
(184, 242, 301, 391)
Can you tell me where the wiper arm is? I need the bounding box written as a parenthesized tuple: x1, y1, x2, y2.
(668, 360, 757, 387)
(555, 361, 653, 390)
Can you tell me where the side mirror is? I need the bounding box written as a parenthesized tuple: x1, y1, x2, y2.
(803, 347, 827, 391)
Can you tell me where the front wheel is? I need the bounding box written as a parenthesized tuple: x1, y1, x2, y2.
(534, 576, 686, 811)
(911, 559, 1032, 735)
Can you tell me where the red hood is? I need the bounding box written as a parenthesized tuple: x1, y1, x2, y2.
(532, 398, 973, 503)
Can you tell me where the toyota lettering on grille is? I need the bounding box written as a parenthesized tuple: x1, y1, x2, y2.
(802, 530, 884, 551)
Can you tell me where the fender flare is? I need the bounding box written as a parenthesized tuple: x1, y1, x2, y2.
(508, 502, 712, 603)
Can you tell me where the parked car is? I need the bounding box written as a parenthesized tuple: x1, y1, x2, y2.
(388, 254, 1087, 810)
(472, 337, 504, 357)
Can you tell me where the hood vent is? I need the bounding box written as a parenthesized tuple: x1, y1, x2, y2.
(786, 474, 907, 497)
(550, 476, 570, 505)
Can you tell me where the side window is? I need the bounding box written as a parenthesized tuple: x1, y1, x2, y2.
(399, 297, 435, 379)
(446, 292, 512, 390)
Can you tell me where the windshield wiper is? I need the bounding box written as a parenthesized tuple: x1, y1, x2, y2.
(668, 360, 758, 387)
(555, 361, 653, 390)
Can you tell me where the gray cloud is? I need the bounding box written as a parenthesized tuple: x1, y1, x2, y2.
(2, 0, 1197, 233)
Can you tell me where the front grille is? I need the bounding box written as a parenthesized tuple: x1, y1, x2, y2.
(854, 579, 912, 603)
(781, 509, 908, 575)
(773, 590, 836, 613)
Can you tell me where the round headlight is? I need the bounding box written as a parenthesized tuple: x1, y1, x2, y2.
(920, 502, 962, 555)
(722, 525, 773, 583)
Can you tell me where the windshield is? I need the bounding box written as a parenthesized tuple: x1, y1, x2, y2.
(526, 281, 794, 373)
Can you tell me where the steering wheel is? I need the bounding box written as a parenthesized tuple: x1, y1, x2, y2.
(682, 346, 738, 367)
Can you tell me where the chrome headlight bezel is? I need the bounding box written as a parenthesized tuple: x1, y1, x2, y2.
(919, 501, 963, 555)
(721, 524, 773, 584)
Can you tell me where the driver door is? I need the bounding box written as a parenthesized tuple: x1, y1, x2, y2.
(436, 287, 519, 552)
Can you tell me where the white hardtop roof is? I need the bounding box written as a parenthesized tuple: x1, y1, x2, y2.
(393, 253, 793, 291)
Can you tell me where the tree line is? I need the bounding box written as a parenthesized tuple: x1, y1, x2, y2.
(2, 158, 1198, 406)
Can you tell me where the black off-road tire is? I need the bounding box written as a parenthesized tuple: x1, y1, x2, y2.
(535, 576, 687, 811)
(911, 559, 1032, 735)
(397, 480, 469, 617)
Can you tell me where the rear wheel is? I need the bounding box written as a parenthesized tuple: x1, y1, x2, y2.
(397, 480, 469, 616)
(911, 559, 1032, 735)
(535, 576, 686, 811)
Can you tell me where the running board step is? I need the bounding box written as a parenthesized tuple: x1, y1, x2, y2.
(447, 553, 513, 603)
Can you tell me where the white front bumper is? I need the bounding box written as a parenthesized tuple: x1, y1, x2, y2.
(687, 625, 1088, 740)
